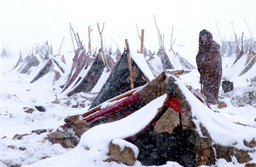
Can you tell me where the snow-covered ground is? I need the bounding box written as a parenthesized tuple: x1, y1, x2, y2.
(0, 52, 255, 167)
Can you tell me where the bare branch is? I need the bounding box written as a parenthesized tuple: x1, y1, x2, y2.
(170, 26, 174, 50)
(56, 37, 65, 56)
(69, 23, 76, 53)
(70, 23, 79, 49)
(154, 15, 164, 49)
(88, 25, 93, 55)
(135, 24, 141, 39)
(97, 22, 108, 70)
(232, 21, 239, 52)
(244, 18, 254, 49)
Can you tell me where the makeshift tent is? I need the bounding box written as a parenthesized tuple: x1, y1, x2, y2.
(84, 72, 167, 125)
(62, 48, 87, 92)
(66, 53, 105, 96)
(224, 52, 256, 80)
(30, 56, 65, 83)
(0, 47, 12, 58)
(12, 53, 24, 71)
(61, 48, 121, 96)
(89, 50, 151, 109)
(16, 42, 53, 74)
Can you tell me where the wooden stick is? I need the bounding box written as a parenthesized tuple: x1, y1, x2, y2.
(215, 20, 223, 42)
(88, 26, 93, 55)
(170, 26, 174, 51)
(244, 18, 254, 50)
(82, 88, 138, 117)
(232, 22, 239, 52)
(56, 37, 65, 56)
(154, 15, 164, 50)
(76, 33, 82, 49)
(70, 23, 79, 49)
(97, 22, 108, 69)
(140, 29, 144, 53)
(69, 23, 76, 53)
(125, 39, 134, 89)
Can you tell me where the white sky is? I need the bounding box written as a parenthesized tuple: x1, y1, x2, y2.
(1, 0, 256, 65)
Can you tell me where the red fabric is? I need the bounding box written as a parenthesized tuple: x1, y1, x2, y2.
(164, 97, 184, 113)
(193, 92, 212, 109)
(84, 93, 143, 122)
(61, 55, 66, 64)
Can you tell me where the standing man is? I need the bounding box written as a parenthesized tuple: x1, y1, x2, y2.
(196, 29, 222, 104)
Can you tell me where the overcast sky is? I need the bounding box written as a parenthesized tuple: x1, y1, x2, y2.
(1, 0, 256, 65)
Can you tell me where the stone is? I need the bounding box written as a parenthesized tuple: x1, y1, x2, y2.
(195, 135, 215, 166)
(222, 80, 233, 93)
(24, 108, 34, 114)
(18, 147, 26, 151)
(120, 147, 136, 166)
(35, 105, 46, 112)
(245, 163, 256, 167)
(214, 144, 233, 162)
(244, 138, 256, 148)
(47, 131, 78, 148)
(32, 129, 47, 135)
(47, 131, 67, 139)
(108, 142, 136, 166)
(217, 102, 227, 109)
(64, 115, 80, 126)
(234, 149, 252, 163)
(108, 143, 121, 162)
(74, 119, 88, 126)
(72, 125, 89, 138)
(13, 134, 29, 140)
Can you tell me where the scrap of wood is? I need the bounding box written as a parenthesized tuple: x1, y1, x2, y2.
(125, 39, 134, 89)
(82, 88, 138, 118)
(97, 22, 108, 69)
(140, 29, 144, 53)
(166, 69, 190, 76)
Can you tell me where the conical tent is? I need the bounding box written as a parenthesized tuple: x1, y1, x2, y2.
(30, 57, 65, 83)
(67, 54, 105, 96)
(89, 50, 147, 109)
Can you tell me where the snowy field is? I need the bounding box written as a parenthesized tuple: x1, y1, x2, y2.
(0, 53, 255, 167)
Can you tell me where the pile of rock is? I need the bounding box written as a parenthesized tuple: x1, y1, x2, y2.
(47, 115, 89, 148)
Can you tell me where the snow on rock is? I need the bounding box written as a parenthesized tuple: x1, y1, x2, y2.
(111, 139, 139, 158)
(79, 95, 166, 148)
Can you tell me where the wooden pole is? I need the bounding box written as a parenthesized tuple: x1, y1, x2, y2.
(70, 23, 79, 49)
(69, 23, 76, 53)
(232, 22, 240, 53)
(88, 26, 92, 55)
(140, 29, 144, 53)
(125, 39, 134, 90)
(154, 15, 164, 50)
(82, 88, 138, 118)
(97, 22, 108, 69)
(56, 37, 65, 56)
(170, 26, 174, 51)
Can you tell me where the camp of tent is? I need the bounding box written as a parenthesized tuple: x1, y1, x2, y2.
(1, 23, 256, 166)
